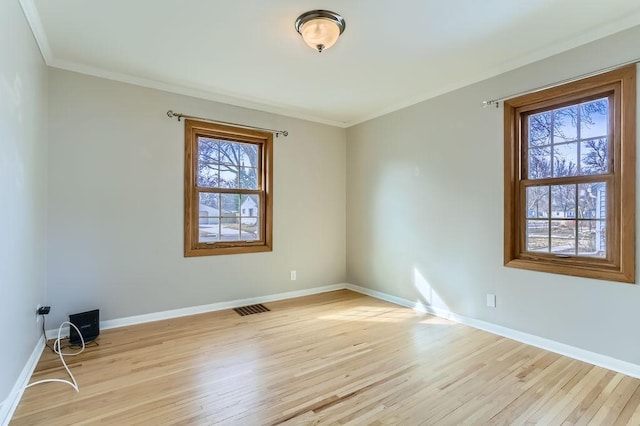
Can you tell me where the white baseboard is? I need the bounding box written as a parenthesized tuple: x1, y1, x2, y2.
(41, 281, 640, 382)
(47, 283, 347, 339)
(345, 283, 640, 379)
(0, 336, 45, 426)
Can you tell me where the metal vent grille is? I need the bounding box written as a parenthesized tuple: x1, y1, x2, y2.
(233, 304, 270, 316)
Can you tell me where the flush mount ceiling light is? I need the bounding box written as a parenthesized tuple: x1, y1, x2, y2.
(295, 10, 346, 53)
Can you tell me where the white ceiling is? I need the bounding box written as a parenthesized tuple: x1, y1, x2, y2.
(21, 0, 640, 127)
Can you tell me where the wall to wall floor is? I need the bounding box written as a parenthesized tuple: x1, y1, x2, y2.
(346, 25, 640, 365)
(46, 69, 347, 326)
(0, 0, 48, 414)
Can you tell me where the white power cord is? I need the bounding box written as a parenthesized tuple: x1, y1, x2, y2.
(25, 321, 85, 392)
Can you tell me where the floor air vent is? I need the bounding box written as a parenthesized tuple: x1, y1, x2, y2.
(234, 304, 270, 316)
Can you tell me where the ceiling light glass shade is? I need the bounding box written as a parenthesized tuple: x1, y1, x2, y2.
(295, 10, 346, 53)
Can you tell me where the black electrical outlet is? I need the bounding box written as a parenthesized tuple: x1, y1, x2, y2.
(37, 306, 51, 315)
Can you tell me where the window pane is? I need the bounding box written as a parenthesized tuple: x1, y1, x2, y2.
(578, 182, 606, 219)
(526, 186, 549, 218)
(578, 220, 606, 258)
(218, 141, 239, 165)
(240, 194, 260, 241)
(240, 225, 259, 241)
(240, 195, 259, 218)
(220, 216, 241, 241)
(218, 141, 257, 167)
(199, 193, 220, 212)
(580, 98, 608, 139)
(242, 221, 260, 241)
(198, 193, 220, 243)
(580, 139, 608, 175)
(553, 143, 577, 177)
(219, 168, 240, 188)
(553, 106, 577, 142)
(218, 216, 258, 242)
(527, 220, 549, 252)
(551, 184, 576, 219)
(528, 147, 551, 179)
(198, 138, 219, 163)
(198, 193, 220, 223)
(220, 193, 240, 217)
(528, 112, 551, 147)
(199, 224, 220, 243)
(551, 220, 576, 255)
(240, 167, 258, 189)
(197, 164, 219, 187)
(242, 144, 259, 168)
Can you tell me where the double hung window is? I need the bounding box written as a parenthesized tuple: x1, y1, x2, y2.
(184, 120, 273, 256)
(504, 66, 635, 282)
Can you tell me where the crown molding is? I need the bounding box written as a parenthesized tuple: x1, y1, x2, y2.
(18, 0, 52, 64)
(49, 57, 349, 128)
(17, 1, 347, 128)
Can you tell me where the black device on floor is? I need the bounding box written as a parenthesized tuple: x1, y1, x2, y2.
(69, 309, 100, 344)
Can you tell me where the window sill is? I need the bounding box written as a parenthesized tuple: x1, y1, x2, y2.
(504, 258, 634, 283)
(185, 243, 272, 257)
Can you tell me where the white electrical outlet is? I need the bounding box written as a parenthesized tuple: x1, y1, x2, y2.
(36, 304, 42, 323)
(486, 294, 496, 308)
(290, 270, 297, 281)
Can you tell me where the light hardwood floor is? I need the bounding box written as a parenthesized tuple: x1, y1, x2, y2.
(11, 290, 640, 425)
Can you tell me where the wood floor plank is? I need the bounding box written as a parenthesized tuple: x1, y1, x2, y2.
(615, 382, 640, 425)
(10, 290, 640, 425)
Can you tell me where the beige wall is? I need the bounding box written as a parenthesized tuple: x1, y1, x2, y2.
(0, 0, 48, 412)
(346, 25, 640, 364)
(46, 69, 347, 326)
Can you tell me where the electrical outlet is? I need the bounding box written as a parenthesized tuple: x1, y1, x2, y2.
(486, 294, 496, 308)
(36, 304, 41, 323)
(290, 270, 297, 281)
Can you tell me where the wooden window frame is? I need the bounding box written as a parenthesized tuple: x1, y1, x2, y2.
(504, 65, 635, 283)
(184, 119, 273, 257)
